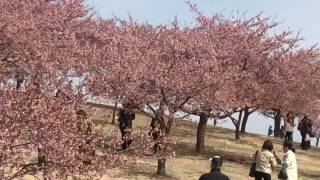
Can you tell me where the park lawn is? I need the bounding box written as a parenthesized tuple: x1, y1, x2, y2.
(22, 104, 320, 180)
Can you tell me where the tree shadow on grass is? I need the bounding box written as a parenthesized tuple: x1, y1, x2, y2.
(174, 142, 253, 166)
(108, 160, 179, 180)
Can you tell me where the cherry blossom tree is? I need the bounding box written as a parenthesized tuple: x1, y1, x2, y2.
(0, 0, 128, 179)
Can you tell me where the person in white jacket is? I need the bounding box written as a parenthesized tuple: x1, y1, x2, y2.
(275, 141, 298, 180)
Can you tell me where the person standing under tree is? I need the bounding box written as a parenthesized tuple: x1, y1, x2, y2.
(298, 115, 313, 150)
(280, 125, 286, 139)
(275, 141, 298, 180)
(268, 125, 274, 137)
(284, 112, 295, 142)
(118, 102, 135, 150)
(253, 140, 277, 180)
(149, 115, 161, 154)
(199, 156, 230, 180)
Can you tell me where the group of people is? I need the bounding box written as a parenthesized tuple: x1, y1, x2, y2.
(199, 140, 298, 180)
(117, 105, 311, 180)
(117, 102, 163, 152)
(252, 140, 297, 180)
(117, 102, 136, 150)
(268, 112, 314, 150)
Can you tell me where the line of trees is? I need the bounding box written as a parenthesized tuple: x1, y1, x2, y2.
(1, 0, 320, 179)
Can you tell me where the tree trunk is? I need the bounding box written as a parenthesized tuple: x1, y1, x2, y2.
(196, 114, 208, 154)
(317, 137, 319, 147)
(157, 158, 166, 176)
(112, 100, 118, 124)
(213, 118, 217, 126)
(235, 124, 240, 140)
(235, 110, 243, 140)
(240, 107, 250, 133)
(274, 109, 281, 137)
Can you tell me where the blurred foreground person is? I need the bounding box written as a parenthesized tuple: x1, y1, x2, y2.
(253, 140, 277, 180)
(275, 141, 298, 180)
(199, 156, 230, 180)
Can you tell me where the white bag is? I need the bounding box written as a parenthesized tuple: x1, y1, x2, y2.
(305, 134, 311, 141)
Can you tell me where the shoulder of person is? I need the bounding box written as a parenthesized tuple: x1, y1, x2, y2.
(221, 173, 230, 180)
(287, 150, 296, 157)
(199, 173, 210, 180)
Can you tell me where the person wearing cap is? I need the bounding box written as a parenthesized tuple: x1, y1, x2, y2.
(199, 156, 230, 180)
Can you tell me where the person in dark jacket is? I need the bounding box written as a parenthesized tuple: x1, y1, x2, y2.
(199, 156, 230, 180)
(149, 115, 161, 153)
(118, 102, 135, 150)
(298, 115, 313, 150)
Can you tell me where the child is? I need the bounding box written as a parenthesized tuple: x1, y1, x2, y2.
(268, 125, 274, 136)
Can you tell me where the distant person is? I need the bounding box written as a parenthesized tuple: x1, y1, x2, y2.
(149, 115, 161, 153)
(268, 125, 273, 137)
(76, 110, 87, 133)
(118, 102, 135, 150)
(298, 115, 313, 150)
(279, 125, 286, 139)
(275, 141, 298, 180)
(199, 156, 230, 180)
(284, 112, 295, 142)
(253, 140, 277, 180)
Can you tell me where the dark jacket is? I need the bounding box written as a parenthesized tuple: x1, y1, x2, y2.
(298, 118, 313, 135)
(199, 169, 230, 180)
(118, 109, 135, 129)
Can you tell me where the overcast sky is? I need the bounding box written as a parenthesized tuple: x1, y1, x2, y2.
(86, 0, 319, 145)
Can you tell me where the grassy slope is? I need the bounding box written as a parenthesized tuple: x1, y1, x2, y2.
(22, 104, 320, 180)
(86, 104, 320, 180)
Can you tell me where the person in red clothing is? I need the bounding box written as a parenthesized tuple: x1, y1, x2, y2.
(199, 156, 230, 180)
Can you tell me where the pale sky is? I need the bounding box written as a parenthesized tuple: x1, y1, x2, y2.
(85, 0, 319, 145)
(86, 0, 320, 48)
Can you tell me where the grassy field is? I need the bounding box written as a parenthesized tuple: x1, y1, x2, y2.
(84, 104, 320, 180)
(21, 104, 320, 180)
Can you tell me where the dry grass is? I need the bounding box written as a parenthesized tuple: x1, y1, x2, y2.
(22, 104, 320, 180)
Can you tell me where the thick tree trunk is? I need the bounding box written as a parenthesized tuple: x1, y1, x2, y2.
(196, 114, 208, 154)
(156, 100, 168, 176)
(317, 137, 319, 147)
(235, 124, 240, 140)
(240, 107, 249, 133)
(274, 109, 281, 137)
(213, 118, 217, 126)
(157, 158, 166, 176)
(235, 110, 243, 140)
(112, 100, 118, 124)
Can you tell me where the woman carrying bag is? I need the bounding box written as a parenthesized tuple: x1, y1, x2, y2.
(252, 140, 277, 180)
(275, 141, 298, 180)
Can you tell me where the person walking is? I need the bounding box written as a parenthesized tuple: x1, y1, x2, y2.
(284, 112, 295, 142)
(268, 125, 274, 137)
(275, 141, 298, 180)
(118, 102, 135, 150)
(149, 115, 161, 153)
(298, 115, 313, 150)
(253, 140, 277, 180)
(199, 156, 230, 180)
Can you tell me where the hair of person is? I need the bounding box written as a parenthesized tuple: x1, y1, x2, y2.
(210, 156, 223, 170)
(262, 140, 273, 151)
(283, 141, 296, 153)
